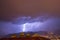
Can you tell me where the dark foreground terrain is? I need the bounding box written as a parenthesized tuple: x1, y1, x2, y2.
(0, 32, 50, 40)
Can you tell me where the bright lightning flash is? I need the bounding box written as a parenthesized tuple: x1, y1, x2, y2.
(22, 24, 26, 32)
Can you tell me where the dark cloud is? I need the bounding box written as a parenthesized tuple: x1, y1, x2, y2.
(0, 0, 60, 21)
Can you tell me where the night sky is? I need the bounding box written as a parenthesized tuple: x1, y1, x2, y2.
(0, 0, 60, 36)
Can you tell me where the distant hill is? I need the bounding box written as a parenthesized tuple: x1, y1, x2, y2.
(3, 31, 48, 38)
(1, 31, 60, 38)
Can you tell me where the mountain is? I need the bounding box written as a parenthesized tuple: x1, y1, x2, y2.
(2, 31, 48, 38)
